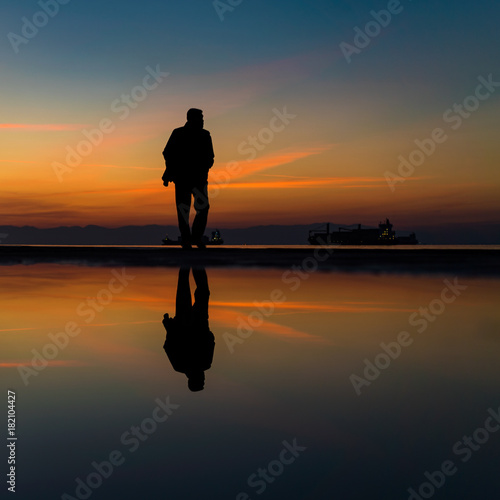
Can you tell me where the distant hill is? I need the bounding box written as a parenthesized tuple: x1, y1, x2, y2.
(0, 222, 498, 245)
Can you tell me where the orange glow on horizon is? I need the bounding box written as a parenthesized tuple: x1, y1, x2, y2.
(1, 103, 499, 230)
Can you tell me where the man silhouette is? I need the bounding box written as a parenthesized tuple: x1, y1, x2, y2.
(162, 108, 215, 249)
(162, 267, 215, 392)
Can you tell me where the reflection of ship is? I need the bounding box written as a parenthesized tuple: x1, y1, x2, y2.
(308, 219, 418, 245)
(162, 229, 224, 246)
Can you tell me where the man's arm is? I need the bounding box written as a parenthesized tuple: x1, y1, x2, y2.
(162, 129, 181, 185)
(206, 131, 215, 169)
(163, 129, 180, 164)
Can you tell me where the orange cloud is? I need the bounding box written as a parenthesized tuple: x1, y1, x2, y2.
(220, 177, 393, 189)
(211, 300, 415, 313)
(210, 307, 328, 343)
(257, 319, 329, 342)
(0, 327, 39, 332)
(210, 145, 333, 181)
(81, 163, 160, 171)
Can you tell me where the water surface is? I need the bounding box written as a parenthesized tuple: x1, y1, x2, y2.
(2, 265, 499, 499)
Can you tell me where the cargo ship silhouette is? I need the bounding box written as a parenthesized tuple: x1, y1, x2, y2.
(308, 219, 418, 245)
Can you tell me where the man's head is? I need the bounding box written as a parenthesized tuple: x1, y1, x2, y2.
(186, 108, 204, 128)
(186, 370, 205, 392)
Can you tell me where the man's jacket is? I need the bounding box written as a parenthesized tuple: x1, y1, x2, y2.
(162, 123, 215, 184)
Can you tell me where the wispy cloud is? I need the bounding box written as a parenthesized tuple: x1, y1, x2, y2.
(210, 308, 328, 343)
(211, 145, 333, 181)
(212, 300, 415, 313)
(0, 360, 87, 368)
(81, 163, 160, 171)
(0, 124, 88, 131)
(0, 327, 40, 333)
(221, 176, 393, 190)
(0, 159, 37, 163)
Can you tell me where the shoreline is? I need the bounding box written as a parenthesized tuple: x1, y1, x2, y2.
(1, 245, 499, 275)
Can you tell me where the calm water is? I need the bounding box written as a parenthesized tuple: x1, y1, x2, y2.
(2, 264, 499, 499)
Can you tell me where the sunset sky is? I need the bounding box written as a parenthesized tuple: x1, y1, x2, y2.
(2, 0, 499, 235)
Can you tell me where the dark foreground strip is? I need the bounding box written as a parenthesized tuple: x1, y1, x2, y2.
(0, 246, 499, 275)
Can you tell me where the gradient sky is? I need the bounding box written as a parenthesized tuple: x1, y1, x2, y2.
(1, 0, 499, 232)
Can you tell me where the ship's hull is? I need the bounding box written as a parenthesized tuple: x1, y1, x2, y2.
(308, 232, 418, 245)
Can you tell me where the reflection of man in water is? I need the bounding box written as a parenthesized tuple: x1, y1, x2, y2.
(162, 108, 215, 250)
(162, 267, 215, 391)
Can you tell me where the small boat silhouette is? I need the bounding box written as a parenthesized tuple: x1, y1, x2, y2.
(162, 229, 224, 246)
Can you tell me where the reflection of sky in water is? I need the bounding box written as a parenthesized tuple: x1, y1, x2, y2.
(2, 265, 499, 499)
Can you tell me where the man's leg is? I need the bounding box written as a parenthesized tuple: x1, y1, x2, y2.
(191, 182, 210, 245)
(175, 266, 192, 322)
(175, 183, 192, 247)
(192, 267, 210, 325)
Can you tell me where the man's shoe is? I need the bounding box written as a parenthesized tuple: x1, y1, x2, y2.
(181, 244, 192, 250)
(193, 241, 206, 250)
